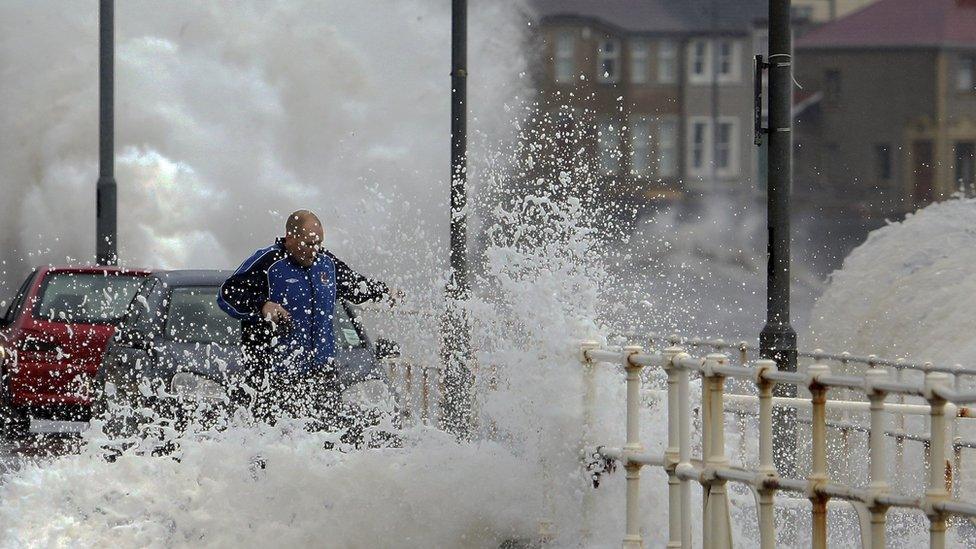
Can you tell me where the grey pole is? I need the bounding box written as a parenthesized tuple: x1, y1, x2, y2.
(440, 0, 472, 438)
(96, 0, 117, 266)
(761, 0, 798, 477)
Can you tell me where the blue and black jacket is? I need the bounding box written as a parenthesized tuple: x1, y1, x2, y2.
(217, 238, 389, 374)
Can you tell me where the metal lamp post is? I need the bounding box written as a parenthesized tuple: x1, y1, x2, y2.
(760, 0, 799, 477)
(440, 0, 473, 438)
(96, 0, 117, 266)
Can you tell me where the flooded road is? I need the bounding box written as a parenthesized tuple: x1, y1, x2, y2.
(0, 430, 86, 476)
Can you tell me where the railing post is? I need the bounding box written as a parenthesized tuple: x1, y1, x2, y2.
(663, 346, 684, 549)
(702, 353, 732, 549)
(894, 363, 906, 489)
(580, 341, 600, 543)
(623, 345, 645, 549)
(421, 367, 431, 425)
(676, 350, 693, 548)
(951, 364, 963, 499)
(405, 363, 414, 424)
(807, 363, 831, 549)
(925, 371, 951, 549)
(755, 359, 779, 549)
(865, 368, 890, 549)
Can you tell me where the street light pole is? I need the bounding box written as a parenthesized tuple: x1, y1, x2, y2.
(96, 0, 117, 266)
(441, 0, 473, 438)
(761, 0, 798, 477)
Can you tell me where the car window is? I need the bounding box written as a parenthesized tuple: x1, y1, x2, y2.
(118, 278, 161, 336)
(33, 273, 145, 324)
(164, 286, 240, 344)
(334, 302, 367, 349)
(2, 270, 37, 325)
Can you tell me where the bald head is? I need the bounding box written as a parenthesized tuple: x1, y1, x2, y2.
(283, 209, 324, 267)
(286, 209, 321, 237)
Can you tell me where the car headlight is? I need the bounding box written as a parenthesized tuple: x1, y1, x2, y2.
(170, 372, 225, 401)
(341, 379, 394, 413)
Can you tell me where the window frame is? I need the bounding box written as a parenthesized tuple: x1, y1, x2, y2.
(957, 56, 976, 93)
(657, 39, 677, 84)
(658, 117, 678, 177)
(554, 30, 576, 84)
(597, 37, 622, 84)
(876, 143, 893, 181)
(686, 117, 739, 177)
(688, 117, 711, 175)
(629, 39, 650, 84)
(715, 117, 739, 176)
(688, 39, 712, 84)
(629, 115, 653, 176)
(716, 39, 741, 83)
(597, 117, 622, 174)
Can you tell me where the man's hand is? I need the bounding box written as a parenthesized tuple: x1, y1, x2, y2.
(261, 301, 291, 324)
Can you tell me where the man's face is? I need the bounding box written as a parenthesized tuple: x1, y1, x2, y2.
(284, 221, 324, 267)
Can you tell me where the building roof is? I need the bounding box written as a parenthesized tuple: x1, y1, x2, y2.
(528, 0, 768, 34)
(797, 0, 976, 49)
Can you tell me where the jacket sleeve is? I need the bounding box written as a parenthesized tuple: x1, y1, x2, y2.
(217, 248, 274, 320)
(331, 253, 390, 304)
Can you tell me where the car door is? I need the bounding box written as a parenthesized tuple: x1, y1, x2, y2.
(100, 279, 164, 399)
(333, 301, 384, 388)
(153, 285, 242, 387)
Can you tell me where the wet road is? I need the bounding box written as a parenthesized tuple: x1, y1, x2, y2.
(0, 431, 86, 476)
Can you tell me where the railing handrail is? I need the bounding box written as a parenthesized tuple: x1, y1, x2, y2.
(614, 331, 976, 377)
(582, 341, 976, 548)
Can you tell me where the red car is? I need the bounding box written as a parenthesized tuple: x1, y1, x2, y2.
(0, 266, 149, 437)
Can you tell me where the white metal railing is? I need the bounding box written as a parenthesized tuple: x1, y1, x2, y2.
(581, 341, 976, 549)
(383, 358, 441, 426)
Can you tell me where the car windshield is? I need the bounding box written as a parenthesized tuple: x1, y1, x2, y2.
(164, 286, 241, 344)
(34, 273, 146, 324)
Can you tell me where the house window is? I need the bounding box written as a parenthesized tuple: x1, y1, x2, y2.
(717, 40, 739, 82)
(825, 69, 841, 102)
(658, 40, 677, 83)
(598, 118, 621, 174)
(791, 5, 815, 20)
(691, 119, 709, 171)
(689, 40, 710, 83)
(956, 142, 975, 191)
(688, 118, 738, 175)
(718, 118, 738, 175)
(597, 38, 621, 83)
(718, 41, 732, 76)
(716, 121, 733, 170)
(630, 116, 652, 175)
(958, 56, 976, 92)
(659, 118, 678, 176)
(554, 31, 575, 83)
(630, 40, 649, 84)
(876, 144, 892, 181)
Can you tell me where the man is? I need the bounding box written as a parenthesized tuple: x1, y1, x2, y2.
(217, 210, 394, 423)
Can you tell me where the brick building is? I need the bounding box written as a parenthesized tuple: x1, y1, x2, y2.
(527, 0, 768, 211)
(794, 0, 976, 217)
